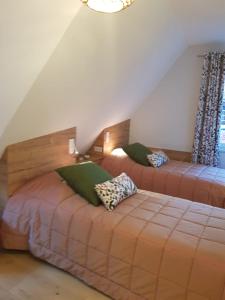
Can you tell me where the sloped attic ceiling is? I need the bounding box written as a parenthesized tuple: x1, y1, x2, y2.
(0, 0, 185, 153)
(0, 0, 81, 143)
(1, 0, 225, 154)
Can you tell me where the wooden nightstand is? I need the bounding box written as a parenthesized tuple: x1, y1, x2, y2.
(77, 154, 104, 165)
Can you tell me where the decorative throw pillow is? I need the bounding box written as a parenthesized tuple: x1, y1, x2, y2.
(155, 151, 169, 163)
(147, 151, 169, 168)
(122, 143, 152, 166)
(57, 162, 113, 206)
(95, 173, 137, 211)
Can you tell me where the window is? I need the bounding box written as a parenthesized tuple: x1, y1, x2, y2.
(219, 86, 225, 150)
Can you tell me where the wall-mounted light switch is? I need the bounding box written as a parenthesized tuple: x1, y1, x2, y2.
(94, 146, 103, 153)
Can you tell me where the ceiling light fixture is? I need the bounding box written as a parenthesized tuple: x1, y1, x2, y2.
(81, 0, 134, 13)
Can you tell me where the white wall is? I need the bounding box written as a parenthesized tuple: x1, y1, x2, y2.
(0, 0, 185, 154)
(2, 1, 225, 157)
(130, 43, 225, 152)
(171, 0, 225, 45)
(0, 0, 81, 141)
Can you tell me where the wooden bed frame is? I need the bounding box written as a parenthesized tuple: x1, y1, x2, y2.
(87, 119, 191, 162)
(0, 128, 76, 207)
(87, 120, 131, 157)
(0, 120, 191, 209)
(149, 147, 191, 162)
(0, 122, 131, 208)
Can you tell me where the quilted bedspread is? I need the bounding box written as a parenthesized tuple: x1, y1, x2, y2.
(1, 172, 225, 300)
(101, 155, 225, 209)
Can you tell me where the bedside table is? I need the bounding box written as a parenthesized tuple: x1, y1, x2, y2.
(77, 154, 104, 165)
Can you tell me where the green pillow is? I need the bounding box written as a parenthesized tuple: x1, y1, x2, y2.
(123, 143, 152, 166)
(57, 162, 113, 206)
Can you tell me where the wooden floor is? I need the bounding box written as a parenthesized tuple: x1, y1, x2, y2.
(0, 250, 109, 300)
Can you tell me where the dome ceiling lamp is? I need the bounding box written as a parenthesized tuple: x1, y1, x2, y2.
(81, 0, 134, 13)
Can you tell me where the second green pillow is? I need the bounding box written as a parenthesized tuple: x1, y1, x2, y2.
(123, 143, 152, 166)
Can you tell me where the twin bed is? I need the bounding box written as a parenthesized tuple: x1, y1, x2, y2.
(1, 124, 225, 300)
(101, 154, 225, 209)
(2, 172, 225, 300)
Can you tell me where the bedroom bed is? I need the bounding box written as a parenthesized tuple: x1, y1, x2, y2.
(1, 127, 225, 300)
(85, 119, 225, 209)
(101, 154, 225, 209)
(1, 171, 225, 300)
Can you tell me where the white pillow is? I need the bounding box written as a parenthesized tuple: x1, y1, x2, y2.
(95, 173, 137, 211)
(147, 151, 169, 168)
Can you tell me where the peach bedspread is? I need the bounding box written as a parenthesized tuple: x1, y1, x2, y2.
(1, 172, 225, 300)
(101, 155, 225, 208)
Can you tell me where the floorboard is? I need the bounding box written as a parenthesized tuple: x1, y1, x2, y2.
(0, 251, 109, 300)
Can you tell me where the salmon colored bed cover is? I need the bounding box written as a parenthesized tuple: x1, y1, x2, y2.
(101, 155, 225, 209)
(1, 172, 225, 300)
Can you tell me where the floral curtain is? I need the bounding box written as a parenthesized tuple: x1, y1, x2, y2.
(192, 52, 225, 167)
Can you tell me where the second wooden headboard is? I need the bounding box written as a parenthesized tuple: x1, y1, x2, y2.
(0, 128, 76, 206)
(88, 120, 130, 157)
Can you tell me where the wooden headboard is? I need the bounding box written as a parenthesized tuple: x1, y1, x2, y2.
(86, 119, 191, 163)
(88, 120, 130, 157)
(149, 147, 191, 162)
(0, 128, 76, 206)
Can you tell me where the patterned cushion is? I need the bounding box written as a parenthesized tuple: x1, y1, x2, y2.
(95, 173, 137, 211)
(157, 151, 169, 163)
(147, 151, 169, 168)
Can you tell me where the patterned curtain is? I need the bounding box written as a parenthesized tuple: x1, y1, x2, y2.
(192, 52, 225, 167)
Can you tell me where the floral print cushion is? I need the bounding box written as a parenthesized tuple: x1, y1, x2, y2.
(95, 173, 137, 211)
(157, 150, 169, 163)
(147, 151, 169, 168)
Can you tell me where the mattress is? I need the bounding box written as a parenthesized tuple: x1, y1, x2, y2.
(101, 155, 225, 208)
(1, 172, 225, 300)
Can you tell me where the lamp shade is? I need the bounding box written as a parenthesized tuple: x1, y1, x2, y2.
(81, 0, 134, 13)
